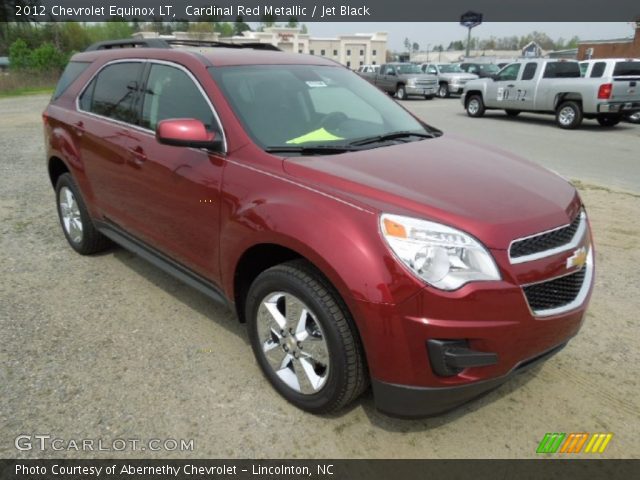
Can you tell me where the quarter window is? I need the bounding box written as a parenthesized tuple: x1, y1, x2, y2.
(590, 62, 606, 78)
(80, 62, 144, 124)
(140, 64, 217, 132)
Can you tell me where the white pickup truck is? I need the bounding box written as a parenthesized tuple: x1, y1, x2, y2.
(461, 58, 640, 128)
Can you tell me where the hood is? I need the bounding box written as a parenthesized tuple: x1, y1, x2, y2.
(282, 135, 580, 250)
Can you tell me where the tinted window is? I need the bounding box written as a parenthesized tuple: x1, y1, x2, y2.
(141, 64, 217, 132)
(522, 62, 537, 80)
(579, 63, 588, 77)
(543, 62, 580, 78)
(613, 61, 640, 76)
(496, 63, 521, 81)
(81, 62, 143, 124)
(53, 61, 90, 100)
(590, 62, 606, 78)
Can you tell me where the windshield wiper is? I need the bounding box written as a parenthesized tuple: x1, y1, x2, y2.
(265, 145, 360, 155)
(348, 131, 436, 147)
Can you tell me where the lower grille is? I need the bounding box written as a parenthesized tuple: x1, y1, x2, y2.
(523, 268, 586, 312)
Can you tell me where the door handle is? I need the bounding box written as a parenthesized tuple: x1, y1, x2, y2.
(73, 121, 85, 136)
(507, 84, 515, 88)
(127, 146, 147, 166)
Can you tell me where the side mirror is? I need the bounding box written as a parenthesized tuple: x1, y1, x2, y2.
(156, 118, 222, 150)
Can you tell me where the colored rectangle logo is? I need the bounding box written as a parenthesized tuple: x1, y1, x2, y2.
(537, 433, 612, 454)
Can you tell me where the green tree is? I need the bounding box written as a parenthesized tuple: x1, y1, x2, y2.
(8, 38, 31, 69)
(300, 24, 308, 34)
(286, 17, 298, 28)
(234, 16, 252, 35)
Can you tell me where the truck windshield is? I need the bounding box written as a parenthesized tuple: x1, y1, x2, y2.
(479, 64, 500, 74)
(209, 65, 435, 151)
(396, 64, 422, 74)
(438, 64, 464, 73)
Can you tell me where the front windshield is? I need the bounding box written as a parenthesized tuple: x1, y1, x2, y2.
(396, 64, 422, 74)
(210, 65, 433, 150)
(438, 64, 464, 73)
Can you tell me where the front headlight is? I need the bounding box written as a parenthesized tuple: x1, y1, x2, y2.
(380, 214, 501, 291)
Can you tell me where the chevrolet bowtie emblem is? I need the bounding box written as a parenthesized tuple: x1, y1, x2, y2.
(566, 247, 588, 270)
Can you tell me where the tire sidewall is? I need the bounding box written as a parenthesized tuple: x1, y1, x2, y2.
(246, 269, 350, 412)
(55, 174, 91, 254)
(396, 85, 406, 100)
(466, 95, 484, 117)
(556, 101, 582, 129)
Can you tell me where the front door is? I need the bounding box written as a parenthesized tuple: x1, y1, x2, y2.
(485, 63, 521, 109)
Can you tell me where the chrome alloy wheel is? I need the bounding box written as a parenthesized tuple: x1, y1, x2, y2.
(467, 98, 480, 115)
(558, 106, 576, 126)
(59, 186, 83, 244)
(256, 292, 330, 395)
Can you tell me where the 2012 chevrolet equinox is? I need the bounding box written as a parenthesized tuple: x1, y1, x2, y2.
(43, 39, 594, 417)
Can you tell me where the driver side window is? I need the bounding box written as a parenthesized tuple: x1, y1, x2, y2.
(141, 63, 218, 132)
(384, 66, 395, 75)
(496, 63, 521, 82)
(426, 65, 437, 75)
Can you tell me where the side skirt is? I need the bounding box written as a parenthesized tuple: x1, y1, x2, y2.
(95, 220, 231, 308)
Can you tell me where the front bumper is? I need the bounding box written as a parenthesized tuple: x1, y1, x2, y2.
(406, 85, 438, 96)
(372, 342, 567, 417)
(448, 83, 466, 93)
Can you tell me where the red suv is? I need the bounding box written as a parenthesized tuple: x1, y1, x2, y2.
(43, 39, 594, 417)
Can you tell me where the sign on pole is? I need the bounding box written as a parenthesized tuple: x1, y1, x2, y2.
(460, 11, 483, 28)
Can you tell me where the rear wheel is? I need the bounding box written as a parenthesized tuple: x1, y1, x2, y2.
(246, 260, 368, 414)
(55, 173, 110, 255)
(437, 83, 450, 98)
(466, 94, 485, 117)
(395, 84, 407, 100)
(597, 115, 622, 127)
(556, 101, 583, 129)
(505, 109, 520, 117)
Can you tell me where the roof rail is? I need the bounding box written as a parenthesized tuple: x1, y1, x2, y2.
(85, 39, 171, 51)
(84, 38, 282, 52)
(166, 39, 282, 51)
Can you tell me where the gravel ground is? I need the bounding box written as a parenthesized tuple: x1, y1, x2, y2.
(1, 95, 639, 459)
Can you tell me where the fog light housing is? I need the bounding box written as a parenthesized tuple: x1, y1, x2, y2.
(427, 339, 499, 377)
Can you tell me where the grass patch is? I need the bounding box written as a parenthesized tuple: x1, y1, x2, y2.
(0, 86, 53, 98)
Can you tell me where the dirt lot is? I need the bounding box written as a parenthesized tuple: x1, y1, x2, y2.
(1, 95, 639, 459)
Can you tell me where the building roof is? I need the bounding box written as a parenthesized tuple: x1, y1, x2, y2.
(578, 37, 634, 45)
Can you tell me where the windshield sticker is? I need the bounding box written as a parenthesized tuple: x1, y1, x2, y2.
(286, 128, 345, 145)
(306, 81, 327, 88)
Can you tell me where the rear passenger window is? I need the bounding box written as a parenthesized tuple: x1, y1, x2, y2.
(613, 61, 640, 76)
(80, 62, 143, 124)
(543, 62, 581, 78)
(521, 63, 537, 80)
(141, 64, 216, 132)
(590, 62, 606, 78)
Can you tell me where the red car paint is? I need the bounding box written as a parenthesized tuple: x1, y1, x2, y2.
(44, 47, 594, 416)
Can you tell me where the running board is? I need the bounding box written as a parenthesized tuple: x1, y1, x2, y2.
(95, 221, 230, 307)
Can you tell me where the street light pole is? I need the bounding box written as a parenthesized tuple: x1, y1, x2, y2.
(465, 27, 471, 58)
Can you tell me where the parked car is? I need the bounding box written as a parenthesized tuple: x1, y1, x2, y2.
(459, 62, 501, 78)
(357, 62, 438, 99)
(44, 39, 594, 417)
(462, 58, 640, 128)
(357, 64, 380, 74)
(421, 63, 479, 98)
(626, 111, 640, 123)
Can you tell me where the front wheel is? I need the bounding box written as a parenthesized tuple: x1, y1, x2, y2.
(597, 115, 622, 127)
(246, 260, 368, 414)
(395, 84, 407, 100)
(437, 83, 450, 98)
(466, 94, 485, 117)
(556, 101, 583, 129)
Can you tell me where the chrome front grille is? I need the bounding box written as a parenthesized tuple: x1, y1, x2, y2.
(509, 211, 586, 264)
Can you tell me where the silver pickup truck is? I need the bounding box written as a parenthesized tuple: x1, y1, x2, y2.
(358, 63, 438, 100)
(422, 63, 479, 98)
(461, 58, 640, 128)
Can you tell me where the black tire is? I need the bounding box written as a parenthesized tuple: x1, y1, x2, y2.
(465, 94, 485, 117)
(555, 101, 583, 129)
(625, 112, 640, 124)
(596, 115, 622, 127)
(505, 109, 520, 117)
(437, 83, 450, 98)
(395, 84, 407, 100)
(246, 260, 368, 414)
(424, 95, 434, 100)
(55, 173, 110, 255)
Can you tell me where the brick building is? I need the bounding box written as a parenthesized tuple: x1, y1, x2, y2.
(577, 22, 640, 60)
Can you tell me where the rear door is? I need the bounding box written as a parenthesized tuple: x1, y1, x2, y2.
(114, 61, 226, 279)
(76, 61, 146, 223)
(610, 60, 640, 104)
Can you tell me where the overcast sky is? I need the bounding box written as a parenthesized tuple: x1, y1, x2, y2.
(293, 22, 636, 50)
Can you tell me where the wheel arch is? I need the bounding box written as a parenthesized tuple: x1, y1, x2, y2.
(48, 156, 70, 189)
(554, 92, 583, 109)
